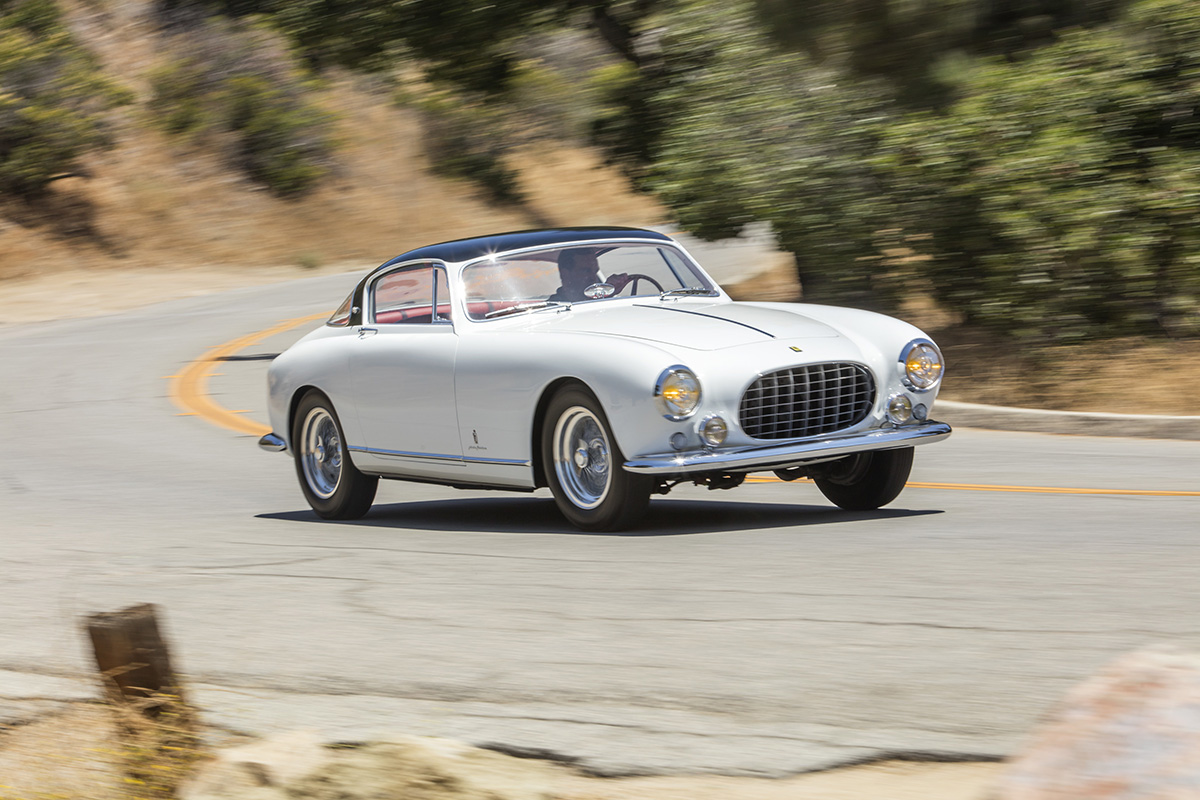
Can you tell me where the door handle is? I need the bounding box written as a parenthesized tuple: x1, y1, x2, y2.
(358, 327, 378, 338)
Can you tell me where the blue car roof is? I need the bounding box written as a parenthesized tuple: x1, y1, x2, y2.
(378, 227, 672, 268)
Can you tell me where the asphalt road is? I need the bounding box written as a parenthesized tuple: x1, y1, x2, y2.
(2, 267, 1199, 777)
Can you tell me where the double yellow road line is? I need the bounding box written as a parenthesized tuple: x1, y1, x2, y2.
(168, 313, 327, 436)
(168, 317, 1200, 498)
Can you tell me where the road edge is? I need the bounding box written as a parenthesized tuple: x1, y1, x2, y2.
(935, 399, 1200, 440)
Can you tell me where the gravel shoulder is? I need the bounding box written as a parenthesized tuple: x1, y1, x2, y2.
(0, 704, 1003, 800)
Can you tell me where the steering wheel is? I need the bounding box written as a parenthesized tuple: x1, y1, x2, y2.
(615, 273, 664, 296)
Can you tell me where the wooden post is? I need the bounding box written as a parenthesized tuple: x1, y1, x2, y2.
(85, 603, 182, 715)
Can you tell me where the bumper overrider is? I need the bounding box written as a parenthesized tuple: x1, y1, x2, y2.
(259, 433, 287, 452)
(623, 420, 951, 475)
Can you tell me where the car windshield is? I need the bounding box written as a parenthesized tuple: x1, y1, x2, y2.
(460, 243, 716, 321)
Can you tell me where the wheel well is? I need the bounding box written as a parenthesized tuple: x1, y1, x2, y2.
(531, 378, 591, 489)
(287, 385, 321, 441)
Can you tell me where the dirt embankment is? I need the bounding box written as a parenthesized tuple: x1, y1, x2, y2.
(5, 2, 1197, 418)
(0, 704, 1002, 800)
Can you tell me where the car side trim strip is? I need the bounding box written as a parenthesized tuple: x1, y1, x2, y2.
(348, 445, 529, 467)
(623, 421, 952, 475)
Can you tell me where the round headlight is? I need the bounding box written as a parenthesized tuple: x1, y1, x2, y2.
(901, 341, 944, 391)
(699, 415, 728, 446)
(655, 366, 701, 419)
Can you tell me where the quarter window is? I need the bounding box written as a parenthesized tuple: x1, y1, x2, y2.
(327, 292, 354, 327)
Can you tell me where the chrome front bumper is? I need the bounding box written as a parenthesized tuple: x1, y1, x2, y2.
(623, 421, 951, 475)
(258, 433, 287, 452)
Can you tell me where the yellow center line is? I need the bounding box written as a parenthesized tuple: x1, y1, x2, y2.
(173, 317, 1198, 498)
(168, 313, 327, 436)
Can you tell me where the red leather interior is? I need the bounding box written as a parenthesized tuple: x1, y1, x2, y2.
(373, 301, 519, 324)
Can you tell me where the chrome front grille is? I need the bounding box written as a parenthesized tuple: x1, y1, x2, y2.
(739, 363, 875, 440)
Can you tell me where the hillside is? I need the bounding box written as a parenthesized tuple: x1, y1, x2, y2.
(3, 1, 1197, 417)
(0, 0, 666, 285)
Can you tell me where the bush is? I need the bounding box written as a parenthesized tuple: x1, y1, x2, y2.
(648, 0, 900, 311)
(413, 88, 523, 204)
(878, 1, 1200, 340)
(0, 0, 131, 198)
(640, 0, 1200, 339)
(148, 17, 336, 197)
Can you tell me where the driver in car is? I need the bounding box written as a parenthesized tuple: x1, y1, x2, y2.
(549, 249, 631, 302)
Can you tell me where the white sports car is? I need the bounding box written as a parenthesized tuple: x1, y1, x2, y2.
(260, 227, 950, 531)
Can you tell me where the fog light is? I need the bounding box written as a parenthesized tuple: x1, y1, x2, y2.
(887, 394, 914, 425)
(699, 415, 728, 447)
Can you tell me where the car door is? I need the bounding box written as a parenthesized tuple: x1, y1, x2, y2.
(348, 262, 463, 478)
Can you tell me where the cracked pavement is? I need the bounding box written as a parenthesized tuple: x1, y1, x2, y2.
(1, 270, 1199, 776)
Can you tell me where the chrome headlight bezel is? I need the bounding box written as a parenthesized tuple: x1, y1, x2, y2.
(655, 366, 702, 420)
(899, 339, 944, 393)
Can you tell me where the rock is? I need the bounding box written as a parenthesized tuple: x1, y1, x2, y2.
(290, 736, 557, 800)
(180, 729, 329, 800)
(180, 732, 559, 800)
(995, 647, 1200, 799)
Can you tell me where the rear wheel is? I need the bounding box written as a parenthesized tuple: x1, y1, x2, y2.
(542, 386, 652, 532)
(813, 447, 914, 511)
(292, 390, 377, 519)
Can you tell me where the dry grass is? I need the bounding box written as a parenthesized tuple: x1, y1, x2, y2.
(0, 705, 125, 800)
(0, 703, 1002, 800)
(934, 332, 1200, 415)
(0, 97, 665, 281)
(4, 1, 1195, 417)
(731, 264, 1200, 415)
(2, 0, 667, 286)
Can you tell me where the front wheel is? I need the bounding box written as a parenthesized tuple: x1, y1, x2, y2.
(292, 390, 378, 520)
(812, 447, 914, 511)
(542, 386, 652, 532)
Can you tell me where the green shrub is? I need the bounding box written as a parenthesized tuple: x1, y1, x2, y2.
(147, 60, 209, 134)
(878, 2, 1200, 341)
(0, 0, 131, 198)
(415, 88, 523, 204)
(148, 17, 336, 197)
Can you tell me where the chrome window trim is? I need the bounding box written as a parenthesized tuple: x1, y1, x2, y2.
(326, 291, 356, 327)
(368, 259, 454, 326)
(457, 239, 716, 323)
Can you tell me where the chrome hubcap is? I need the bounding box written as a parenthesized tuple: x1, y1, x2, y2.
(300, 407, 342, 499)
(554, 406, 612, 510)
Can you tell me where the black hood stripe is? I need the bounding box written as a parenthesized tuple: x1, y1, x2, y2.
(638, 304, 776, 338)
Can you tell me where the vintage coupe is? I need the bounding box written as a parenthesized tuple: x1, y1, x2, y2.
(259, 227, 950, 531)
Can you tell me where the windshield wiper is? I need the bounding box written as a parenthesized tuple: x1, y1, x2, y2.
(660, 287, 718, 298)
(484, 301, 568, 319)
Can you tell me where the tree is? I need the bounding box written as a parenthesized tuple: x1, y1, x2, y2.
(0, 0, 131, 198)
(647, 0, 901, 309)
(148, 16, 337, 197)
(877, 0, 1200, 339)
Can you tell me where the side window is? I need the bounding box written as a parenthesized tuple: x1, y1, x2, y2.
(372, 264, 451, 325)
(327, 291, 354, 327)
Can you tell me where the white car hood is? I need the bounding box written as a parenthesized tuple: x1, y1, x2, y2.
(524, 301, 841, 351)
